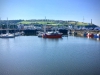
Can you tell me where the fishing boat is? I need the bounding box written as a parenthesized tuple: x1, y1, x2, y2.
(42, 16, 63, 38)
(42, 31, 63, 38)
(0, 18, 15, 38)
(87, 32, 94, 38)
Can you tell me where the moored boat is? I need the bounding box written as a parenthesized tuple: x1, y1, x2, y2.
(0, 33, 15, 38)
(94, 33, 100, 38)
(83, 32, 87, 37)
(87, 33, 94, 38)
(42, 31, 63, 38)
(0, 18, 15, 38)
(97, 33, 100, 38)
(15, 32, 21, 36)
(37, 32, 44, 37)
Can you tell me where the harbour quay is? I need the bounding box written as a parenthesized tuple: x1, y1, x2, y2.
(70, 30, 100, 39)
(0, 29, 100, 39)
(0, 29, 68, 35)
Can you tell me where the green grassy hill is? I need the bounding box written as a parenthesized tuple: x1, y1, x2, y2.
(18, 20, 89, 26)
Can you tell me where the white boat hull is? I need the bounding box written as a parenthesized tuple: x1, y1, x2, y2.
(0, 34, 15, 38)
(15, 32, 21, 36)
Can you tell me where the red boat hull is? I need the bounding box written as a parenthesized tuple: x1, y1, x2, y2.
(87, 33, 94, 38)
(42, 34, 62, 38)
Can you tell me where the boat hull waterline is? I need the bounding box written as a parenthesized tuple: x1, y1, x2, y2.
(0, 34, 15, 38)
(43, 34, 62, 38)
(42, 32, 63, 38)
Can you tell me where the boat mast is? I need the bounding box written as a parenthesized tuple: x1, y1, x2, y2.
(0, 17, 1, 25)
(7, 18, 9, 33)
(0, 17, 1, 34)
(0, 17, 1, 28)
(44, 16, 46, 33)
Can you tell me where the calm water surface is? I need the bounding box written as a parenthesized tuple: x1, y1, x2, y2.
(0, 36, 100, 75)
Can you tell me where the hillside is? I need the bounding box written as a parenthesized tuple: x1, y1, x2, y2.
(18, 20, 90, 26)
(0, 19, 91, 26)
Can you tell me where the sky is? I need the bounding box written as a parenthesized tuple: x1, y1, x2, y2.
(0, 0, 100, 26)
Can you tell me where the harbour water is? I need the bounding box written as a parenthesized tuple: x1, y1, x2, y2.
(0, 36, 100, 75)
